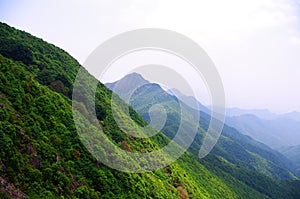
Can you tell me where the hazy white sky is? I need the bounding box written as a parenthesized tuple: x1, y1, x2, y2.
(1, 0, 300, 113)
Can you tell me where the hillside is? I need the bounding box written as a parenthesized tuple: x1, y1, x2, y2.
(106, 73, 297, 179)
(0, 21, 271, 198)
(225, 108, 300, 178)
(279, 145, 300, 176)
(106, 73, 300, 198)
(1, 21, 300, 198)
(280, 145, 300, 166)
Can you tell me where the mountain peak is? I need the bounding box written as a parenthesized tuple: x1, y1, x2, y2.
(125, 72, 144, 79)
(105, 73, 150, 101)
(118, 72, 148, 84)
(106, 72, 148, 89)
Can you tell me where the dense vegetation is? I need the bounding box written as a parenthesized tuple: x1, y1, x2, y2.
(1, 21, 300, 198)
(0, 21, 261, 198)
(107, 72, 300, 198)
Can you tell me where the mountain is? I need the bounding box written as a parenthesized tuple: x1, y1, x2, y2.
(226, 114, 300, 149)
(279, 111, 300, 122)
(225, 108, 278, 120)
(224, 107, 300, 178)
(0, 22, 249, 198)
(226, 108, 300, 122)
(1, 21, 300, 199)
(167, 88, 211, 114)
(106, 73, 300, 198)
(105, 72, 149, 101)
(106, 73, 297, 179)
(1, 21, 291, 199)
(279, 145, 300, 176)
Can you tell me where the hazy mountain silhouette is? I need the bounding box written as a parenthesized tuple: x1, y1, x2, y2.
(226, 113, 300, 149)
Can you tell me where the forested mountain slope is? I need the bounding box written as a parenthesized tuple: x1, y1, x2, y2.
(107, 73, 300, 198)
(106, 73, 297, 179)
(0, 21, 300, 198)
(0, 21, 268, 199)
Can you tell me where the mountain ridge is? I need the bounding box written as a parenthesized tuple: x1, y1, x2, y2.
(1, 21, 300, 198)
(106, 73, 300, 183)
(0, 21, 269, 199)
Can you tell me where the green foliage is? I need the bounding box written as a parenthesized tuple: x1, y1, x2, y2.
(109, 73, 300, 198)
(0, 22, 237, 198)
(1, 21, 299, 199)
(0, 38, 33, 65)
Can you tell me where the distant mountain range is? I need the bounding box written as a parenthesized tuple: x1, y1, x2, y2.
(226, 107, 300, 122)
(225, 114, 300, 149)
(137, 80, 300, 169)
(160, 89, 300, 151)
(224, 107, 300, 173)
(226, 108, 278, 120)
(106, 73, 299, 182)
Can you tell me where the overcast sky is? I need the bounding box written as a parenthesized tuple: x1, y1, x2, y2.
(1, 0, 300, 113)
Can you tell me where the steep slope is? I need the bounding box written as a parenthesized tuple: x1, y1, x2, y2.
(225, 109, 300, 179)
(279, 145, 300, 176)
(106, 73, 300, 198)
(105, 72, 149, 100)
(167, 88, 211, 114)
(106, 73, 297, 180)
(0, 21, 257, 198)
(280, 145, 300, 166)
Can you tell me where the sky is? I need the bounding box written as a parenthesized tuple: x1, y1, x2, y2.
(1, 0, 300, 113)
